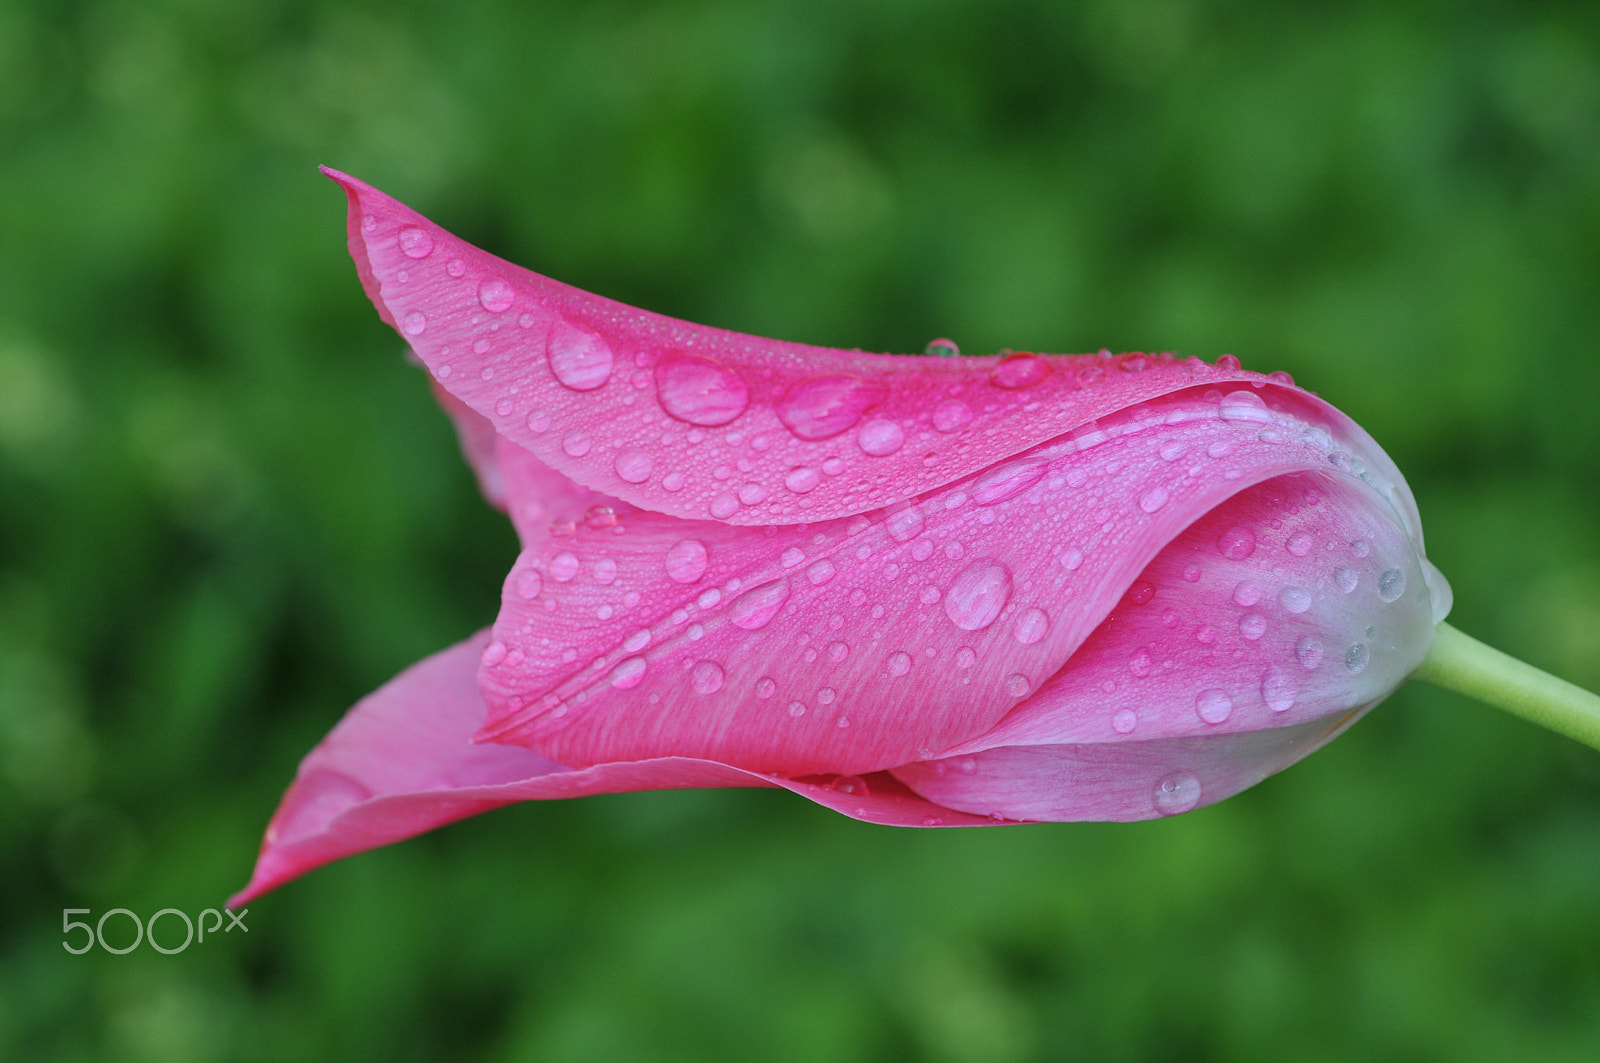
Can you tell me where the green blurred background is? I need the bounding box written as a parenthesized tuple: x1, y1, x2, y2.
(3, 1, 1598, 1060)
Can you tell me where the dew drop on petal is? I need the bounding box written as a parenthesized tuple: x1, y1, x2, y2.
(592, 558, 618, 585)
(886, 507, 924, 542)
(1233, 581, 1262, 607)
(973, 460, 1047, 505)
(399, 227, 434, 258)
(1126, 580, 1156, 605)
(1378, 567, 1406, 603)
(785, 466, 820, 493)
(611, 657, 647, 689)
(691, 660, 725, 694)
(1238, 613, 1267, 640)
(1295, 635, 1324, 670)
(1279, 587, 1313, 614)
(730, 579, 789, 630)
(613, 448, 653, 483)
(477, 277, 514, 313)
(1113, 710, 1138, 733)
(481, 640, 508, 667)
(403, 311, 426, 336)
(1128, 650, 1152, 678)
(1139, 486, 1169, 513)
(1196, 688, 1233, 724)
(710, 494, 739, 518)
(654, 353, 750, 426)
(1153, 771, 1202, 815)
(1013, 607, 1048, 645)
(775, 374, 883, 440)
(806, 559, 836, 586)
(954, 647, 977, 669)
(755, 677, 777, 699)
(1344, 642, 1370, 673)
(887, 651, 912, 677)
(1005, 673, 1031, 697)
(623, 628, 651, 652)
(526, 409, 551, 433)
(666, 540, 708, 583)
(857, 419, 905, 456)
(780, 547, 805, 568)
(828, 641, 849, 662)
(547, 320, 614, 391)
(1262, 667, 1297, 712)
(737, 483, 767, 505)
(1059, 547, 1083, 571)
(1335, 567, 1358, 593)
(514, 570, 542, 599)
(944, 559, 1013, 631)
(924, 338, 960, 358)
(989, 352, 1049, 389)
(562, 432, 591, 457)
(550, 553, 579, 582)
(932, 400, 973, 432)
(1217, 526, 1257, 559)
(1286, 532, 1314, 557)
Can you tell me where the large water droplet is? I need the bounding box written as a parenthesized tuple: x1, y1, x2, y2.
(1196, 688, 1233, 724)
(1113, 710, 1138, 733)
(1139, 486, 1169, 513)
(666, 540, 708, 583)
(403, 311, 427, 336)
(775, 374, 884, 440)
(482, 640, 508, 667)
(547, 320, 613, 391)
(857, 418, 905, 456)
(514, 569, 542, 599)
(886, 506, 924, 541)
(730, 579, 789, 630)
(709, 494, 739, 519)
(806, 559, 836, 585)
(1219, 390, 1272, 422)
(924, 338, 960, 358)
(654, 353, 750, 426)
(1153, 771, 1202, 815)
(989, 352, 1049, 389)
(1279, 587, 1312, 614)
(550, 553, 579, 582)
(478, 277, 514, 313)
(691, 660, 725, 694)
(972, 460, 1046, 505)
(1129, 649, 1152, 678)
(944, 559, 1013, 631)
(1238, 613, 1267, 640)
(1233, 581, 1262, 607)
(932, 400, 973, 432)
(562, 431, 591, 457)
(785, 466, 820, 493)
(1295, 635, 1323, 670)
(1344, 642, 1370, 673)
(1286, 531, 1314, 557)
(1005, 673, 1031, 697)
(611, 657, 647, 689)
(399, 227, 434, 258)
(613, 448, 653, 483)
(1334, 567, 1358, 593)
(1217, 526, 1257, 559)
(1378, 567, 1406, 603)
(1013, 607, 1048, 645)
(887, 651, 912, 677)
(755, 677, 777, 699)
(1261, 667, 1297, 712)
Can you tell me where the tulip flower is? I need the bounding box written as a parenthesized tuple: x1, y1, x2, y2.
(230, 170, 1600, 907)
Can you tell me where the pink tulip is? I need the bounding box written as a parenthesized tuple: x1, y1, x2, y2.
(230, 169, 1455, 907)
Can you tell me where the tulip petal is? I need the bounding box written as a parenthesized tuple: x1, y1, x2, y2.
(473, 386, 1417, 776)
(324, 167, 1335, 528)
(231, 630, 990, 906)
(937, 470, 1438, 753)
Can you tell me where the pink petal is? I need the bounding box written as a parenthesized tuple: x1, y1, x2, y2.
(473, 387, 1415, 776)
(325, 168, 1314, 528)
(231, 630, 989, 906)
(891, 711, 1365, 822)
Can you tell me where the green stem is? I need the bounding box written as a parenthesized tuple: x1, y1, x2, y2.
(1412, 622, 1600, 752)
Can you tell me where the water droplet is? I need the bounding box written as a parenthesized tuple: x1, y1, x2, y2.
(1207, 440, 1234, 459)
(944, 559, 1013, 631)
(1128, 650, 1152, 678)
(780, 547, 806, 568)
(611, 657, 647, 689)
(1139, 486, 1170, 513)
(562, 431, 591, 457)
(785, 466, 820, 493)
(403, 311, 427, 336)
(973, 460, 1047, 505)
(932, 400, 973, 432)
(989, 352, 1049, 389)
(1279, 587, 1312, 613)
(775, 374, 884, 440)
(806, 559, 836, 585)
(1232, 581, 1262, 607)
(613, 448, 653, 483)
(1153, 771, 1202, 815)
(924, 338, 960, 358)
(1295, 635, 1324, 670)
(446, 258, 466, 278)
(514, 570, 542, 599)
(550, 553, 579, 582)
(1196, 688, 1233, 724)
(591, 558, 618, 585)
(1344, 642, 1370, 673)
(1350, 540, 1371, 558)
(1159, 440, 1189, 461)
(691, 660, 725, 694)
(1334, 567, 1358, 593)
(755, 677, 777, 699)
(1219, 390, 1272, 423)
(828, 641, 849, 662)
(482, 640, 508, 667)
(886, 506, 924, 541)
(737, 483, 767, 505)
(547, 320, 614, 391)
(1113, 710, 1138, 733)
(954, 647, 977, 669)
(1005, 673, 1031, 697)
(1126, 580, 1156, 605)
(710, 494, 739, 518)
(1195, 624, 1217, 644)
(831, 774, 868, 794)
(1217, 526, 1257, 559)
(1058, 547, 1083, 571)
(697, 588, 722, 609)
(787, 700, 806, 717)
(1262, 668, 1296, 712)
(730, 579, 789, 630)
(478, 277, 514, 313)
(857, 419, 905, 456)
(398, 227, 434, 258)
(1075, 363, 1105, 388)
(1215, 354, 1241, 370)
(887, 651, 912, 677)
(666, 540, 708, 583)
(1286, 532, 1314, 557)
(654, 353, 750, 426)
(624, 629, 651, 652)
(1013, 607, 1049, 645)
(526, 409, 551, 433)
(1378, 567, 1406, 603)
(1238, 613, 1267, 640)
(1182, 565, 1203, 583)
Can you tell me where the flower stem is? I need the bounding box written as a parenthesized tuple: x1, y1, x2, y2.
(1412, 622, 1600, 752)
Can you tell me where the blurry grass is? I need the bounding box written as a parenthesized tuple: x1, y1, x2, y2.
(2, 1, 1598, 1061)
